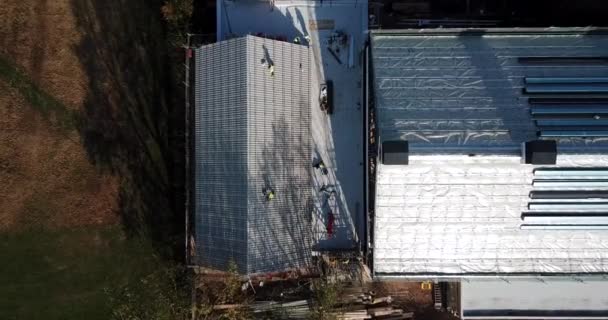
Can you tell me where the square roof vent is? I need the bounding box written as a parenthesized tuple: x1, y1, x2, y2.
(382, 141, 409, 165)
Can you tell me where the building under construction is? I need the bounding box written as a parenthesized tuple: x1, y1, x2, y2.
(192, 35, 312, 274)
(367, 28, 608, 319)
(195, 1, 608, 316)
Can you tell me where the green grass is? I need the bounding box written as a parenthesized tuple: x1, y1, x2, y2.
(0, 226, 165, 319)
(0, 56, 77, 132)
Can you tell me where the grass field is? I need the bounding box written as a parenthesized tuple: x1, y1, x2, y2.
(0, 226, 161, 319)
(0, 70, 118, 232)
(0, 0, 187, 318)
(0, 70, 177, 319)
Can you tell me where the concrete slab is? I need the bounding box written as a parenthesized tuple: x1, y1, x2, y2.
(219, 0, 367, 250)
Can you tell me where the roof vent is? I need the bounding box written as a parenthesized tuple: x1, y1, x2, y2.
(523, 140, 557, 165)
(382, 141, 409, 165)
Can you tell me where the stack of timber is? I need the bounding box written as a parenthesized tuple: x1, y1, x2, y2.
(250, 292, 413, 319)
(336, 306, 413, 320)
(334, 291, 413, 320)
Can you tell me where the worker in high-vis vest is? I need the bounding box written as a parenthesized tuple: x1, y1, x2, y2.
(263, 187, 275, 201)
(313, 159, 328, 175)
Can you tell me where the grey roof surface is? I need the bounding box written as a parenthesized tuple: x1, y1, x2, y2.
(371, 28, 608, 153)
(218, 0, 368, 250)
(371, 29, 608, 276)
(461, 279, 608, 319)
(194, 36, 312, 274)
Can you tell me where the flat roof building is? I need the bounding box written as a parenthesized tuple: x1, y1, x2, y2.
(367, 27, 608, 319)
(369, 28, 608, 277)
(458, 278, 608, 319)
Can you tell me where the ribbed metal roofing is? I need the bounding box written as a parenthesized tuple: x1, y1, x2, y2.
(194, 36, 312, 274)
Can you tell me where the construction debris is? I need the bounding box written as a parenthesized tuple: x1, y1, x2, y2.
(250, 294, 413, 320)
(197, 255, 417, 320)
(334, 295, 413, 320)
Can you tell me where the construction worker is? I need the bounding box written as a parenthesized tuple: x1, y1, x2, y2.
(313, 159, 324, 169)
(269, 64, 275, 77)
(263, 187, 275, 201)
(319, 184, 335, 196)
(313, 159, 328, 175)
(293, 36, 301, 44)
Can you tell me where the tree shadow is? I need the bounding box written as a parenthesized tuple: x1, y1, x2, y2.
(70, 0, 185, 258)
(252, 114, 314, 273)
(305, 3, 366, 250)
(0, 56, 78, 133)
(456, 29, 537, 152)
(30, 0, 48, 82)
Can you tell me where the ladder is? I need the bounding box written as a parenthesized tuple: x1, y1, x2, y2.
(433, 282, 443, 310)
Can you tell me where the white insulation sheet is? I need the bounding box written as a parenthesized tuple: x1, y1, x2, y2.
(374, 155, 608, 275)
(371, 31, 608, 152)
